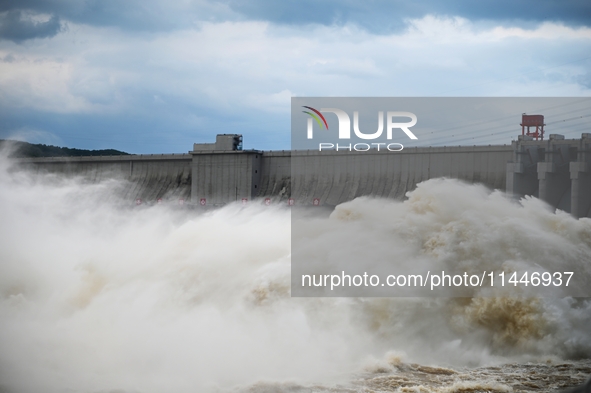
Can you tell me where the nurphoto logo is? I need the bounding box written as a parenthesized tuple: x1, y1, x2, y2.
(302, 106, 418, 151)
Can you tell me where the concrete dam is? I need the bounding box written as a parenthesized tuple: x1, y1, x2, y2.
(13, 133, 591, 218)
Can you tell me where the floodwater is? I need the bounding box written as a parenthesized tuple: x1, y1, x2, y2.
(0, 154, 590, 393)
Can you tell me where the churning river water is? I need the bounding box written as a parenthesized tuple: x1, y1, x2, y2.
(1, 155, 590, 393)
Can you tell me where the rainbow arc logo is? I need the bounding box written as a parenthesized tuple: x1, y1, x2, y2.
(302, 106, 328, 130)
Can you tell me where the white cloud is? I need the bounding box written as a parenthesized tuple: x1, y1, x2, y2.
(0, 15, 590, 150)
(491, 22, 591, 40)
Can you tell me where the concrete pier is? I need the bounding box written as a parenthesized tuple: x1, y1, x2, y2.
(190, 150, 262, 206)
(570, 134, 591, 218)
(506, 133, 591, 217)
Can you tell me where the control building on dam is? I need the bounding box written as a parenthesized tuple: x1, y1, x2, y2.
(15, 132, 591, 218)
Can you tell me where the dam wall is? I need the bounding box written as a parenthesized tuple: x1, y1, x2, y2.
(16, 154, 192, 203)
(288, 146, 512, 206)
(13, 144, 513, 206)
(258, 151, 292, 200)
(12, 134, 591, 217)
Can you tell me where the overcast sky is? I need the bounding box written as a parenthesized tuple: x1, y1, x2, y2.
(0, 1, 590, 153)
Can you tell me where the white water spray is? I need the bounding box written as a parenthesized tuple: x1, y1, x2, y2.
(0, 154, 590, 393)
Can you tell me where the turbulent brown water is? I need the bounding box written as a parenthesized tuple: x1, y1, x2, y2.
(0, 154, 590, 393)
(240, 360, 591, 392)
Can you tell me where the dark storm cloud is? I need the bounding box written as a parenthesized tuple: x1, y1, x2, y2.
(1, 0, 590, 35)
(0, 0, 235, 32)
(0, 10, 63, 42)
(227, 0, 591, 32)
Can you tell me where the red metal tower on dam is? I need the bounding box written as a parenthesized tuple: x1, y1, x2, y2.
(521, 114, 545, 141)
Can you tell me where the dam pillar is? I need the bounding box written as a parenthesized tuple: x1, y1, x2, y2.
(190, 135, 262, 205)
(570, 133, 591, 218)
(506, 135, 544, 198)
(509, 134, 591, 216)
(537, 134, 573, 212)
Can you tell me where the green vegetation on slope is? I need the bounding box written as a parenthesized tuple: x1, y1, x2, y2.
(0, 140, 130, 158)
